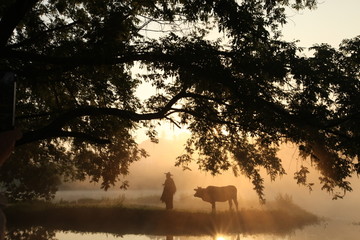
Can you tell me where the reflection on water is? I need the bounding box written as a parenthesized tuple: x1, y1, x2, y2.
(6, 226, 57, 240)
(8, 229, 242, 240)
(5, 220, 360, 240)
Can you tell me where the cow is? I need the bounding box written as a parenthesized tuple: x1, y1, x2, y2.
(194, 185, 238, 212)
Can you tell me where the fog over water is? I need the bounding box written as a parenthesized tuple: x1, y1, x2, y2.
(58, 133, 360, 221)
(132, 134, 360, 221)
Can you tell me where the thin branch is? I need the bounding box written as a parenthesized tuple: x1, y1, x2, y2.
(165, 116, 182, 129)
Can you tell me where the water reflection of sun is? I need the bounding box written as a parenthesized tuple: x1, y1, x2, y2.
(216, 236, 226, 240)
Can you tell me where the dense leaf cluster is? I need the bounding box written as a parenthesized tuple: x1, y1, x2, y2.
(0, 0, 358, 202)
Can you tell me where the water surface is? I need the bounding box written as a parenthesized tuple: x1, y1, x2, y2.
(12, 219, 360, 240)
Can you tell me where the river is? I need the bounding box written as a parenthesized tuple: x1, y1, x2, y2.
(15, 219, 360, 240)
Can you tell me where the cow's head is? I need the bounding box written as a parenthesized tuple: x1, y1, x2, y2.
(194, 187, 205, 198)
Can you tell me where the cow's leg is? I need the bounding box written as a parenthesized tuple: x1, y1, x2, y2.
(211, 202, 216, 213)
(228, 199, 233, 211)
(233, 198, 239, 211)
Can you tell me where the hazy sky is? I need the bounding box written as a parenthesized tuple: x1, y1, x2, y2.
(281, 0, 360, 48)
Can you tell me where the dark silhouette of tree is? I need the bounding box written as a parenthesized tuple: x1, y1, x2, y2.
(0, 0, 358, 202)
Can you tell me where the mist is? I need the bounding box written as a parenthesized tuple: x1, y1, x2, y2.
(125, 133, 360, 220)
(59, 132, 360, 221)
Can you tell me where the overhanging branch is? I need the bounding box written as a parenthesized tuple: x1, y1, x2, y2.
(1, 48, 174, 66)
(16, 90, 188, 145)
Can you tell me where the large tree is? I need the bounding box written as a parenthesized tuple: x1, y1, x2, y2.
(0, 0, 358, 202)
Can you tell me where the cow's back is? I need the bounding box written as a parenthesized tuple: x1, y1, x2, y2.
(205, 185, 237, 202)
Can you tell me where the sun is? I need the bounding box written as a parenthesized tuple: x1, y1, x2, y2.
(216, 236, 226, 240)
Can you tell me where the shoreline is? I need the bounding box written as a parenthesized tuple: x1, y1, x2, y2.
(4, 202, 320, 236)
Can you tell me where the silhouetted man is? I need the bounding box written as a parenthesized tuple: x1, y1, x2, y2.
(160, 172, 176, 210)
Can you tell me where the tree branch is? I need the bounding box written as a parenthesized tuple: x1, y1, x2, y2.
(1, 48, 173, 66)
(16, 90, 188, 145)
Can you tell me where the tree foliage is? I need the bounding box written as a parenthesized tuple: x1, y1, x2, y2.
(0, 0, 358, 202)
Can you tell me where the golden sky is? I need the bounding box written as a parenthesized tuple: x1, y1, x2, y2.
(282, 0, 360, 48)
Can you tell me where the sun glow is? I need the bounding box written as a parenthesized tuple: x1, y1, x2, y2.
(216, 236, 226, 240)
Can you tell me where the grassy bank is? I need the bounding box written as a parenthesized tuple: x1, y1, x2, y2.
(4, 197, 321, 236)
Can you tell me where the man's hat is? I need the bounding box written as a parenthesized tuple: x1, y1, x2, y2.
(165, 172, 172, 176)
